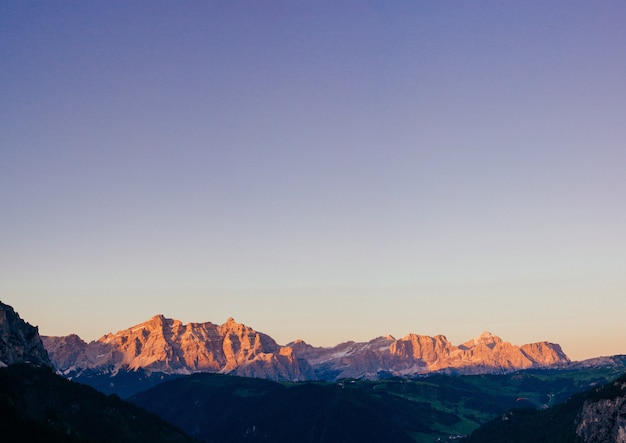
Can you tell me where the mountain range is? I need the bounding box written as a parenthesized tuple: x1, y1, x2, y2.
(42, 314, 570, 389)
(3, 300, 626, 442)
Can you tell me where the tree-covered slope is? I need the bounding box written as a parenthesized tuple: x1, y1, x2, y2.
(131, 373, 426, 443)
(465, 372, 626, 443)
(0, 364, 196, 443)
(130, 367, 624, 443)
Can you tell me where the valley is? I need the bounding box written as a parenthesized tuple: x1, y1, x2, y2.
(129, 367, 626, 443)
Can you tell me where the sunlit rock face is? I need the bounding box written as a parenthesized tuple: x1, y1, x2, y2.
(287, 331, 569, 380)
(44, 315, 314, 381)
(43, 314, 569, 383)
(0, 301, 52, 367)
(42, 334, 114, 373)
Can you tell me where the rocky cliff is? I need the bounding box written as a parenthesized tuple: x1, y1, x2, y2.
(0, 301, 51, 367)
(43, 315, 569, 383)
(576, 381, 626, 443)
(288, 331, 569, 380)
(466, 372, 626, 443)
(43, 315, 314, 381)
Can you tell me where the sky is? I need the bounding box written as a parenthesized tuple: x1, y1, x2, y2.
(1, 1, 625, 362)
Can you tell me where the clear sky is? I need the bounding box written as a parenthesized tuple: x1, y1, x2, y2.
(2, 2, 625, 361)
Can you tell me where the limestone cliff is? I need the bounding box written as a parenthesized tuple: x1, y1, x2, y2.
(288, 331, 569, 380)
(44, 315, 313, 381)
(576, 381, 626, 443)
(43, 315, 569, 383)
(0, 301, 51, 367)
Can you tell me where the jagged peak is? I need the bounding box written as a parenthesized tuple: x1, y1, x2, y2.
(220, 317, 239, 329)
(219, 317, 257, 334)
(147, 314, 170, 326)
(476, 331, 496, 340)
(220, 317, 244, 330)
(458, 331, 503, 350)
(399, 333, 450, 344)
(99, 314, 171, 342)
(40, 311, 571, 382)
(371, 335, 394, 341)
(42, 333, 85, 342)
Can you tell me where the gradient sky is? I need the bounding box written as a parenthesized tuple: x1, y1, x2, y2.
(2, 2, 625, 361)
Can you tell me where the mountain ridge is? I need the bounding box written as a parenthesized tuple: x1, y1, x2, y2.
(43, 314, 570, 384)
(43, 314, 314, 382)
(287, 330, 569, 379)
(3, 300, 623, 442)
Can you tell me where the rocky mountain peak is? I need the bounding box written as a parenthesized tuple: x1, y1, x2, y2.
(45, 315, 312, 381)
(149, 314, 168, 326)
(461, 331, 503, 349)
(477, 331, 496, 341)
(520, 341, 569, 365)
(0, 301, 51, 368)
(42, 314, 571, 383)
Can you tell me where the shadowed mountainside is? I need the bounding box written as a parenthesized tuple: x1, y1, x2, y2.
(0, 364, 197, 443)
(129, 367, 626, 443)
(465, 372, 626, 443)
(0, 301, 51, 367)
(0, 301, 196, 443)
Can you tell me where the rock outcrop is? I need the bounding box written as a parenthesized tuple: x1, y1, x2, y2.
(576, 381, 626, 443)
(0, 301, 51, 367)
(465, 372, 626, 442)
